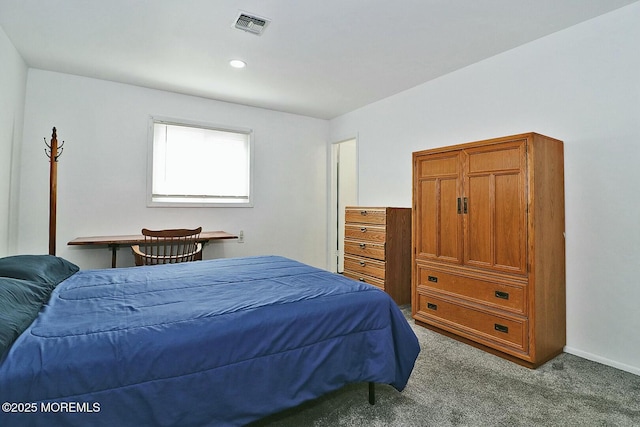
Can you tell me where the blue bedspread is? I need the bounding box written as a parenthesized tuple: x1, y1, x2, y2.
(0, 256, 419, 426)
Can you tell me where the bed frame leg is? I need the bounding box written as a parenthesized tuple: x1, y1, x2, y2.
(368, 382, 375, 405)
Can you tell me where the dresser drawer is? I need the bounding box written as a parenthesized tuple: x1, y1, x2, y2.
(416, 266, 526, 315)
(417, 293, 527, 352)
(345, 208, 387, 225)
(343, 270, 385, 290)
(344, 255, 386, 280)
(344, 240, 385, 261)
(345, 224, 386, 243)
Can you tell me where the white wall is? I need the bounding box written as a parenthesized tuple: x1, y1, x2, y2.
(19, 70, 329, 269)
(0, 25, 27, 256)
(330, 4, 640, 374)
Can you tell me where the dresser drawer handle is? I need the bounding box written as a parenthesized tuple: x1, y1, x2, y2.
(360, 227, 367, 232)
(428, 275, 438, 283)
(427, 303, 437, 311)
(494, 324, 509, 333)
(359, 243, 366, 249)
(495, 291, 509, 300)
(358, 277, 366, 282)
(359, 261, 366, 267)
(360, 210, 368, 216)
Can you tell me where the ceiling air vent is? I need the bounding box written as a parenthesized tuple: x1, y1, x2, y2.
(234, 12, 270, 35)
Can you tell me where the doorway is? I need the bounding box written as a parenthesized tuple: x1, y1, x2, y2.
(330, 138, 357, 272)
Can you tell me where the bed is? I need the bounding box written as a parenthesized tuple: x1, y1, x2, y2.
(0, 254, 420, 426)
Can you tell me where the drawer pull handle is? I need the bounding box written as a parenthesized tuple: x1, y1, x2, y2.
(494, 324, 509, 333)
(427, 303, 437, 310)
(495, 291, 509, 300)
(360, 227, 367, 232)
(360, 210, 368, 216)
(428, 275, 438, 283)
(358, 278, 366, 282)
(359, 261, 366, 267)
(359, 243, 366, 249)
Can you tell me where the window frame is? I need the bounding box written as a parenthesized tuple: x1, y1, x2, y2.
(147, 116, 254, 208)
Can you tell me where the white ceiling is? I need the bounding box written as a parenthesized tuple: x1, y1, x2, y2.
(1, 0, 638, 119)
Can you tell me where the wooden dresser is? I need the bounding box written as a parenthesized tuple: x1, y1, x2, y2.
(343, 206, 411, 305)
(412, 133, 565, 368)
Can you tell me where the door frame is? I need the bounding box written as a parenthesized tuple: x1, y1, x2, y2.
(328, 137, 358, 272)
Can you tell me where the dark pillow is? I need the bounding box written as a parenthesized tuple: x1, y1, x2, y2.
(0, 277, 51, 358)
(0, 255, 79, 288)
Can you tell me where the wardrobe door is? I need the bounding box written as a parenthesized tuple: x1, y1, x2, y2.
(413, 151, 463, 265)
(463, 140, 528, 275)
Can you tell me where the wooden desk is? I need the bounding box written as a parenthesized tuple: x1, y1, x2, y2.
(68, 231, 238, 268)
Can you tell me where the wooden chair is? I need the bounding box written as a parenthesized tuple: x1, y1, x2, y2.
(132, 227, 203, 266)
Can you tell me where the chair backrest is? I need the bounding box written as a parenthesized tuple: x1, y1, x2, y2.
(132, 227, 203, 266)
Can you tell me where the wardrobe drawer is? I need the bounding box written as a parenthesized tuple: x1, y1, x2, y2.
(345, 208, 387, 225)
(344, 240, 385, 261)
(417, 294, 527, 352)
(343, 270, 385, 290)
(345, 224, 386, 243)
(344, 255, 386, 280)
(416, 266, 526, 315)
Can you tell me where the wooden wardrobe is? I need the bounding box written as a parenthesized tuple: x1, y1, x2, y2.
(412, 132, 565, 367)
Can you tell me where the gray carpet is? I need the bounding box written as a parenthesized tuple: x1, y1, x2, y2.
(252, 306, 640, 426)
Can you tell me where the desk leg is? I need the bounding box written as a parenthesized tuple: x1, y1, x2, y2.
(196, 241, 207, 261)
(109, 245, 118, 268)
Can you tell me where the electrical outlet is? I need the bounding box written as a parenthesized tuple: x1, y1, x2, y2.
(238, 230, 244, 243)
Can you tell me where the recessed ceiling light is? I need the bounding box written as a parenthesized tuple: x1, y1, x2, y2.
(229, 59, 246, 69)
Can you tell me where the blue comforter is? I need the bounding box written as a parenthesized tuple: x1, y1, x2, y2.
(0, 256, 419, 426)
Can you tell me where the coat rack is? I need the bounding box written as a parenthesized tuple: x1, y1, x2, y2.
(44, 127, 64, 255)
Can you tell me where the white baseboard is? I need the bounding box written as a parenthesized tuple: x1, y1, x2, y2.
(564, 346, 640, 376)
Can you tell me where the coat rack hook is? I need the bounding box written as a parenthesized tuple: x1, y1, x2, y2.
(44, 127, 65, 162)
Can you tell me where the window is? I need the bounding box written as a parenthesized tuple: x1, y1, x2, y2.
(148, 117, 253, 207)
